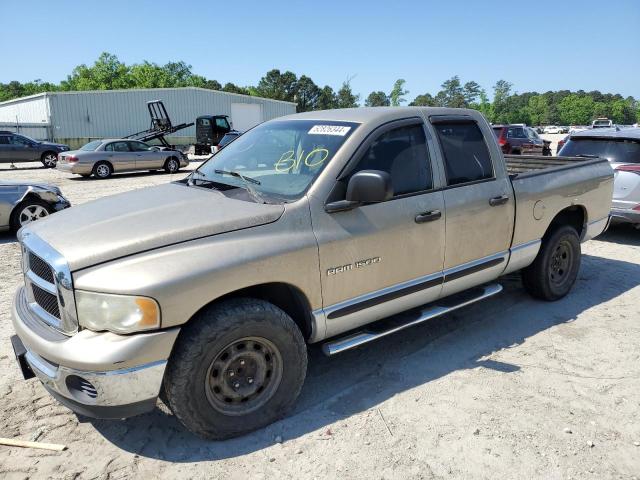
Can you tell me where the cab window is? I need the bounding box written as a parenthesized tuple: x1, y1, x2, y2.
(346, 124, 432, 196)
(215, 117, 230, 130)
(434, 122, 494, 186)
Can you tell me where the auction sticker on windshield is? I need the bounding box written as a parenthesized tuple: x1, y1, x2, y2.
(308, 125, 352, 136)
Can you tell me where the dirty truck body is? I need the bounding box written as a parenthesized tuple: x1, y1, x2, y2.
(11, 107, 613, 439)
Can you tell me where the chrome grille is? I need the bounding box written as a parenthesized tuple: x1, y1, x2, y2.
(31, 284, 61, 318)
(20, 231, 78, 336)
(28, 252, 55, 284)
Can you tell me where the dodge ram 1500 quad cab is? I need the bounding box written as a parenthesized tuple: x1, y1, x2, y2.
(11, 107, 613, 439)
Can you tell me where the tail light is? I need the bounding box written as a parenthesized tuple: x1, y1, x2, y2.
(498, 137, 507, 146)
(66, 155, 78, 163)
(633, 204, 640, 211)
(615, 164, 640, 175)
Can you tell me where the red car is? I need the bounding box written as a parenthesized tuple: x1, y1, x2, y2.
(492, 125, 549, 155)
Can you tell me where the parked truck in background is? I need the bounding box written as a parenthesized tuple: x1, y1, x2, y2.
(11, 107, 613, 440)
(193, 115, 235, 155)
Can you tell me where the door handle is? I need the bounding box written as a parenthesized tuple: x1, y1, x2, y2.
(489, 195, 509, 206)
(415, 210, 442, 223)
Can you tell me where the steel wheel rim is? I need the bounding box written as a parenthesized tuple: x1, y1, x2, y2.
(549, 240, 573, 286)
(19, 205, 49, 226)
(205, 336, 283, 416)
(96, 165, 109, 177)
(43, 154, 57, 167)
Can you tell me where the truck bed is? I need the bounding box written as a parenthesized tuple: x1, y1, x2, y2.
(505, 155, 605, 177)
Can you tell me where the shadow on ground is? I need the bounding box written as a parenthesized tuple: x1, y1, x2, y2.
(0, 232, 16, 245)
(89, 253, 640, 461)
(68, 169, 191, 181)
(597, 224, 640, 246)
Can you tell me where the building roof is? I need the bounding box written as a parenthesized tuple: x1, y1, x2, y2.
(0, 86, 296, 107)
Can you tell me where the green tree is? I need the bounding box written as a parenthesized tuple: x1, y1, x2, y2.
(316, 86, 337, 110)
(438, 76, 465, 108)
(295, 75, 321, 112)
(389, 79, 408, 106)
(336, 81, 359, 108)
(476, 89, 494, 122)
(202, 79, 222, 91)
(463, 81, 482, 105)
(525, 95, 549, 126)
(365, 91, 390, 107)
(557, 94, 595, 125)
(222, 82, 250, 95)
(409, 93, 436, 106)
(61, 52, 132, 90)
(256, 69, 298, 102)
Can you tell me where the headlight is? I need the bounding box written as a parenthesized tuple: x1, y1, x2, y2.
(76, 290, 160, 334)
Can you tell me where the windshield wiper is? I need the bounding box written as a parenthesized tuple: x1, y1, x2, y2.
(214, 169, 267, 204)
(214, 169, 261, 185)
(573, 154, 599, 158)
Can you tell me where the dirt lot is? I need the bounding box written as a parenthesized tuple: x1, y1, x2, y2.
(1, 161, 639, 480)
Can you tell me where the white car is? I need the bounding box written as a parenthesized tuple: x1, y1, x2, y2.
(543, 125, 563, 134)
(559, 128, 640, 227)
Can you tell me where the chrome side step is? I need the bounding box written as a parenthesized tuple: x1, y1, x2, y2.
(322, 283, 503, 356)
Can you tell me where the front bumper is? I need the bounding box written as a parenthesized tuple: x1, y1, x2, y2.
(54, 196, 71, 212)
(610, 207, 640, 225)
(12, 287, 180, 418)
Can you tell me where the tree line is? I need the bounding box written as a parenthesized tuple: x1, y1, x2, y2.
(1, 52, 638, 125)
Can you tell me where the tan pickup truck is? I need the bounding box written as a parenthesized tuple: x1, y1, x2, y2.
(11, 107, 613, 439)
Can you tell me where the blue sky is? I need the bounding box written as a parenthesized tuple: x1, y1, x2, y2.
(2, 0, 639, 101)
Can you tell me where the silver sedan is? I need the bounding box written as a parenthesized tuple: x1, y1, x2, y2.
(0, 180, 71, 233)
(56, 139, 189, 179)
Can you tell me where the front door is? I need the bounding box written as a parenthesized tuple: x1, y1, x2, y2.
(128, 141, 162, 170)
(104, 141, 136, 171)
(430, 117, 514, 297)
(311, 121, 446, 338)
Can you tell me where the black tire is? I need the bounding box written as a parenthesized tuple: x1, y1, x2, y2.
(92, 161, 112, 179)
(164, 157, 180, 173)
(522, 225, 581, 301)
(163, 298, 307, 440)
(40, 151, 58, 168)
(10, 199, 53, 232)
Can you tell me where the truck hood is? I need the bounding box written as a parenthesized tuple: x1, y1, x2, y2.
(24, 183, 284, 271)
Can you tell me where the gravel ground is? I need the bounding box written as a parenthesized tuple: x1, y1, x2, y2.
(1, 160, 639, 480)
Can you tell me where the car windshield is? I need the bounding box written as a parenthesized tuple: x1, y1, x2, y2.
(194, 120, 359, 201)
(80, 140, 103, 151)
(560, 138, 640, 163)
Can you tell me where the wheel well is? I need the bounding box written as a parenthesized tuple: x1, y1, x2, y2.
(199, 283, 313, 340)
(94, 160, 113, 171)
(545, 206, 586, 239)
(40, 150, 57, 159)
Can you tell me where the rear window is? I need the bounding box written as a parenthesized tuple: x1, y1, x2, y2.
(434, 122, 494, 186)
(80, 140, 102, 151)
(559, 138, 640, 163)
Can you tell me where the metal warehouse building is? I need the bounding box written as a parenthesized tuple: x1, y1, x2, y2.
(0, 87, 296, 148)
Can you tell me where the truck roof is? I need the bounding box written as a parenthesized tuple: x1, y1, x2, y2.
(279, 107, 483, 124)
(570, 127, 640, 140)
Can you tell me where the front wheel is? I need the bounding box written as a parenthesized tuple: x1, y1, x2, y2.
(522, 225, 581, 301)
(164, 157, 180, 173)
(163, 298, 307, 439)
(10, 199, 53, 232)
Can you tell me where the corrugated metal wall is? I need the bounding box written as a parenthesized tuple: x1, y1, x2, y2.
(47, 87, 296, 140)
(0, 94, 50, 124)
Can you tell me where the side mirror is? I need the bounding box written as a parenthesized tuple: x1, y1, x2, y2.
(325, 170, 393, 213)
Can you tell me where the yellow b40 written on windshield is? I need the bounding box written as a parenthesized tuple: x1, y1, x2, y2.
(275, 148, 329, 172)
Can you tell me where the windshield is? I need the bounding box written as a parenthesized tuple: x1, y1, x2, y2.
(560, 138, 640, 163)
(194, 120, 359, 200)
(80, 140, 103, 151)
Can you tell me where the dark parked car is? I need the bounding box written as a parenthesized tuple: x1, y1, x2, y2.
(194, 115, 234, 155)
(492, 125, 547, 155)
(211, 131, 241, 154)
(0, 180, 70, 232)
(0, 131, 70, 168)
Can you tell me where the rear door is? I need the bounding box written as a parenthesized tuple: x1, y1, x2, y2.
(430, 116, 514, 297)
(104, 141, 136, 171)
(311, 119, 446, 338)
(0, 134, 12, 163)
(507, 126, 530, 154)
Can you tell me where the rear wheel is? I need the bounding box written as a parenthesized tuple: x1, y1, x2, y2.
(41, 152, 58, 168)
(10, 199, 52, 232)
(93, 161, 112, 179)
(163, 298, 307, 439)
(164, 157, 180, 173)
(522, 225, 581, 301)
